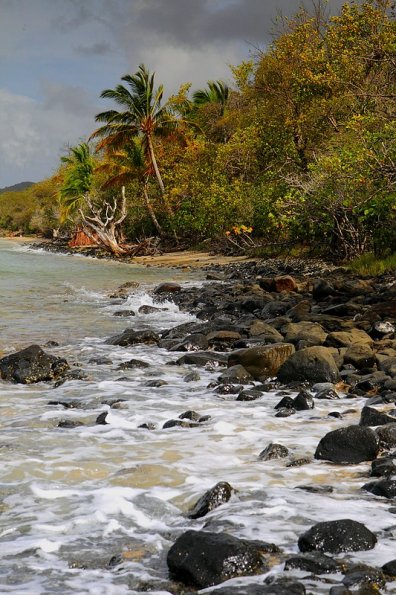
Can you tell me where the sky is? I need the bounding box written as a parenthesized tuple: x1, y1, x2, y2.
(0, 0, 347, 187)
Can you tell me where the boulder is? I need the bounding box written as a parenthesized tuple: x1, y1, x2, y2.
(315, 425, 379, 464)
(169, 333, 209, 352)
(167, 530, 266, 588)
(187, 482, 233, 519)
(343, 344, 376, 370)
(0, 345, 69, 384)
(228, 343, 295, 381)
(248, 320, 284, 343)
(293, 389, 315, 410)
(298, 519, 377, 553)
(325, 329, 373, 348)
(370, 456, 396, 477)
(378, 356, 396, 377)
(376, 423, 396, 448)
(382, 559, 396, 578)
(219, 364, 253, 384)
(271, 275, 298, 293)
(281, 322, 327, 346)
(312, 278, 335, 300)
(277, 346, 340, 384)
(284, 552, 339, 574)
(153, 282, 181, 294)
(258, 443, 289, 461)
(105, 329, 159, 346)
(176, 352, 228, 367)
(359, 406, 396, 427)
(362, 479, 396, 499)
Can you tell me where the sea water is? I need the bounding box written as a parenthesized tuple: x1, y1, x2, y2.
(0, 239, 395, 594)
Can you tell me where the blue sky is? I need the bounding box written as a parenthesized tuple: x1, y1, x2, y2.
(0, 0, 346, 187)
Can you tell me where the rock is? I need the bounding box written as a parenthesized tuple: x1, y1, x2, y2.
(275, 396, 295, 410)
(359, 406, 396, 426)
(362, 479, 396, 499)
(258, 443, 289, 460)
(281, 322, 327, 346)
(117, 359, 150, 370)
(179, 410, 201, 422)
(187, 482, 233, 519)
(315, 388, 340, 400)
(167, 530, 266, 588)
(370, 456, 396, 477)
(138, 422, 157, 430)
(312, 278, 335, 300)
(286, 457, 311, 467)
(298, 519, 377, 553)
(342, 565, 386, 590)
(88, 357, 113, 365)
(138, 305, 167, 314)
(228, 343, 295, 381)
(113, 310, 135, 317)
(382, 559, 396, 578)
(378, 356, 396, 377)
(271, 275, 298, 293)
(106, 329, 159, 346)
(183, 371, 200, 382)
(248, 320, 283, 343)
(169, 333, 209, 352)
(374, 321, 395, 336)
(343, 344, 376, 370)
(0, 345, 69, 384)
(57, 420, 84, 428)
(315, 426, 380, 464)
(295, 485, 334, 494)
(208, 578, 306, 595)
(277, 346, 340, 384)
(154, 282, 181, 294)
(214, 383, 243, 395)
(96, 412, 109, 425)
(175, 352, 228, 367)
(275, 407, 296, 417)
(325, 329, 373, 348)
(207, 330, 242, 349)
(236, 389, 263, 401)
(376, 423, 396, 448)
(284, 552, 339, 574)
(293, 389, 315, 410)
(219, 365, 254, 384)
(146, 379, 167, 387)
(162, 419, 196, 429)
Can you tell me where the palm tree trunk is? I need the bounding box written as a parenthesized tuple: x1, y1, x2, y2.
(143, 178, 163, 236)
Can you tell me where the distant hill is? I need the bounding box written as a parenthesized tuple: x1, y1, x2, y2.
(0, 181, 35, 194)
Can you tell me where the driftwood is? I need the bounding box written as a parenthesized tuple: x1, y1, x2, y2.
(128, 237, 161, 256)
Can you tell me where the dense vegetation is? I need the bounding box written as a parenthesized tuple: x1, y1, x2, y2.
(1, 0, 395, 261)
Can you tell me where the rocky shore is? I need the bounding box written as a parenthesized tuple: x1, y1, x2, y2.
(1, 256, 396, 593)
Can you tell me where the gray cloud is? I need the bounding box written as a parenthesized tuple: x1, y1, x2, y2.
(40, 81, 98, 117)
(75, 41, 112, 55)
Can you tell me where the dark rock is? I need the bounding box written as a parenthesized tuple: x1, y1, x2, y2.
(315, 425, 380, 464)
(298, 519, 377, 553)
(277, 346, 340, 384)
(183, 371, 200, 382)
(275, 407, 296, 417)
(359, 406, 396, 427)
(295, 485, 334, 494)
(117, 359, 150, 370)
(179, 410, 201, 422)
(362, 479, 396, 498)
(162, 419, 196, 429)
(88, 357, 113, 365)
(286, 457, 311, 467)
(0, 345, 69, 384)
(199, 415, 211, 423)
(312, 278, 335, 300)
(138, 422, 157, 430)
(96, 412, 109, 425)
(145, 379, 167, 387)
(106, 329, 159, 346)
(376, 423, 396, 448)
(187, 482, 233, 519)
(316, 388, 340, 400)
(213, 577, 306, 594)
(214, 383, 243, 395)
(228, 343, 295, 381)
(370, 457, 396, 477)
(167, 530, 266, 588)
(219, 365, 254, 384)
(113, 310, 135, 317)
(45, 340, 59, 347)
(102, 398, 127, 408)
(57, 420, 84, 428)
(329, 411, 343, 418)
(175, 352, 228, 367)
(169, 333, 209, 352)
(293, 389, 315, 410)
(258, 443, 289, 460)
(342, 565, 386, 590)
(138, 304, 167, 314)
(284, 551, 339, 574)
(382, 559, 396, 577)
(275, 396, 295, 409)
(236, 389, 263, 401)
(48, 399, 83, 409)
(154, 282, 181, 294)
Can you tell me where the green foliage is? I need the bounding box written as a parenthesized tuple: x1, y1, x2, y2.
(349, 251, 396, 275)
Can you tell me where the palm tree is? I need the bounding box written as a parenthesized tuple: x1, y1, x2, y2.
(192, 80, 230, 116)
(60, 143, 127, 255)
(90, 65, 174, 223)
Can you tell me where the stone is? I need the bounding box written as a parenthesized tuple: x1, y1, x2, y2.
(179, 410, 201, 422)
(342, 565, 386, 590)
(315, 388, 340, 400)
(278, 346, 340, 384)
(258, 443, 289, 460)
(272, 275, 298, 293)
(183, 371, 201, 382)
(167, 530, 266, 588)
(325, 329, 373, 348)
(298, 519, 377, 553)
(248, 320, 283, 343)
(293, 389, 315, 410)
(344, 344, 376, 370)
(175, 352, 228, 367)
(359, 406, 396, 427)
(315, 426, 380, 464)
(138, 304, 167, 314)
(382, 559, 396, 578)
(153, 282, 181, 294)
(117, 359, 150, 370)
(106, 329, 159, 346)
(281, 322, 327, 346)
(312, 278, 335, 300)
(187, 482, 233, 519)
(219, 365, 254, 384)
(370, 456, 396, 477)
(378, 356, 396, 377)
(284, 552, 339, 574)
(236, 389, 263, 401)
(376, 423, 396, 448)
(228, 343, 295, 381)
(169, 333, 209, 352)
(113, 310, 135, 317)
(0, 344, 69, 384)
(362, 479, 396, 499)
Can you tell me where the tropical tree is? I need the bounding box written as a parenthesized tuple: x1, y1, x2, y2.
(60, 143, 127, 255)
(90, 64, 175, 226)
(192, 80, 230, 116)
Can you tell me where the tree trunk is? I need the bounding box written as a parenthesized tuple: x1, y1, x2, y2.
(143, 178, 163, 236)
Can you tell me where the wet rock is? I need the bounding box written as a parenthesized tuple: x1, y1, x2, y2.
(362, 479, 396, 498)
(342, 565, 386, 590)
(275, 396, 295, 410)
(359, 406, 396, 427)
(376, 423, 396, 448)
(102, 398, 127, 408)
(382, 559, 396, 578)
(48, 399, 84, 409)
(96, 412, 109, 425)
(329, 411, 343, 418)
(281, 321, 327, 346)
(214, 383, 243, 395)
(286, 457, 312, 468)
(57, 419, 84, 428)
(370, 456, 396, 477)
(175, 352, 228, 367)
(228, 343, 295, 381)
(145, 379, 167, 387)
(325, 329, 373, 348)
(293, 389, 315, 410)
(45, 340, 59, 348)
(374, 321, 395, 336)
(106, 329, 159, 346)
(295, 484, 334, 494)
(236, 389, 263, 401)
(117, 359, 150, 370)
(187, 482, 233, 519)
(344, 344, 376, 370)
(138, 304, 167, 314)
(284, 551, 339, 574)
(167, 530, 266, 588)
(275, 407, 296, 417)
(316, 388, 340, 400)
(312, 278, 335, 300)
(0, 344, 69, 384)
(248, 320, 283, 343)
(219, 365, 254, 384)
(113, 310, 135, 317)
(179, 410, 201, 422)
(88, 357, 113, 365)
(298, 519, 377, 553)
(277, 346, 340, 384)
(162, 419, 196, 429)
(154, 282, 181, 294)
(213, 577, 306, 594)
(138, 422, 157, 430)
(271, 275, 298, 293)
(315, 426, 380, 464)
(258, 443, 289, 460)
(183, 371, 200, 382)
(169, 333, 209, 352)
(207, 330, 242, 350)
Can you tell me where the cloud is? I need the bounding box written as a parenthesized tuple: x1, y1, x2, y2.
(75, 42, 112, 56)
